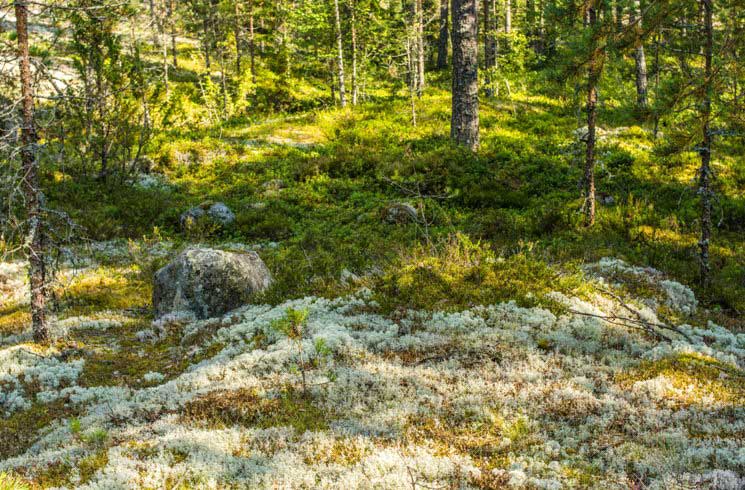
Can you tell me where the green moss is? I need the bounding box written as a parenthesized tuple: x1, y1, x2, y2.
(0, 400, 78, 460)
(0, 309, 30, 337)
(617, 352, 745, 407)
(182, 387, 329, 433)
(76, 317, 222, 390)
(78, 449, 110, 485)
(57, 267, 151, 316)
(0, 472, 32, 490)
(376, 233, 588, 312)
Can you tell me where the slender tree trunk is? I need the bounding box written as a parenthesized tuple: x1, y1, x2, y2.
(484, 0, 495, 62)
(653, 29, 661, 138)
(351, 0, 359, 105)
(248, 0, 256, 83)
(259, 17, 265, 53)
(698, 0, 713, 286)
(451, 0, 479, 150)
(630, 0, 648, 109)
(14, 0, 48, 344)
(406, 38, 417, 126)
(162, 23, 169, 95)
(614, 0, 623, 32)
(333, 0, 347, 107)
(234, 0, 243, 73)
(584, 2, 600, 227)
(505, 0, 511, 33)
(483, 0, 496, 96)
(203, 15, 211, 68)
(437, 0, 449, 69)
(169, 0, 177, 67)
(538, 0, 545, 54)
(415, 0, 425, 97)
(526, 0, 535, 47)
(154, 2, 169, 95)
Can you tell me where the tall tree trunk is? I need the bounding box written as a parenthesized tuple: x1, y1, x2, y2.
(351, 0, 359, 104)
(584, 2, 601, 227)
(505, 0, 511, 33)
(630, 0, 648, 109)
(526, 0, 535, 47)
(698, 0, 713, 286)
(154, 1, 169, 95)
(203, 15, 211, 68)
(437, 0, 449, 68)
(653, 29, 661, 138)
(162, 21, 170, 95)
(415, 0, 425, 97)
(451, 0, 479, 150)
(234, 0, 243, 73)
(483, 0, 496, 96)
(169, 0, 178, 67)
(248, 0, 256, 83)
(333, 0, 347, 107)
(406, 38, 418, 125)
(614, 0, 623, 32)
(14, 0, 49, 344)
(537, 0, 545, 54)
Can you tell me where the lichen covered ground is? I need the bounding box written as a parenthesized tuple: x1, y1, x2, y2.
(1, 243, 743, 489)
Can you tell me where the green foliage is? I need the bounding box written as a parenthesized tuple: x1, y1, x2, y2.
(377, 233, 587, 312)
(271, 308, 309, 340)
(0, 472, 31, 490)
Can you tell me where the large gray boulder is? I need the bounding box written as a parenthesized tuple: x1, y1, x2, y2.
(153, 248, 272, 319)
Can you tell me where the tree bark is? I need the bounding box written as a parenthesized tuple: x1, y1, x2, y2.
(483, 0, 497, 96)
(234, 0, 243, 73)
(203, 15, 211, 68)
(505, 0, 511, 33)
(584, 2, 600, 227)
(614, 0, 623, 32)
(437, 0, 449, 69)
(248, 0, 256, 83)
(169, 0, 177, 68)
(451, 0, 479, 150)
(406, 38, 418, 126)
(698, 0, 713, 286)
(333, 0, 347, 107)
(14, 0, 49, 344)
(484, 0, 496, 65)
(415, 0, 425, 97)
(351, 0, 359, 104)
(630, 0, 648, 109)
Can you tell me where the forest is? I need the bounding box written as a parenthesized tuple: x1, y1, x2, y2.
(0, 0, 744, 488)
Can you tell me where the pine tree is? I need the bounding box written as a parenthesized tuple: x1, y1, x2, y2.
(451, 0, 480, 150)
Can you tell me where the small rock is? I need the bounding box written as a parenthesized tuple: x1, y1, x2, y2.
(262, 179, 286, 191)
(207, 202, 235, 226)
(180, 206, 206, 230)
(383, 203, 418, 224)
(180, 202, 235, 230)
(573, 126, 607, 142)
(340, 269, 360, 286)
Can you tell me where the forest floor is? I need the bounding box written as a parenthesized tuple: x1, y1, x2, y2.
(1, 78, 744, 488)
